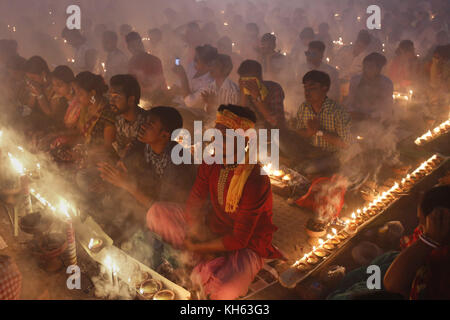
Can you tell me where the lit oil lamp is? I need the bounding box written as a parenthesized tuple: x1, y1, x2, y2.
(153, 290, 175, 300)
(88, 238, 103, 253)
(139, 279, 162, 299)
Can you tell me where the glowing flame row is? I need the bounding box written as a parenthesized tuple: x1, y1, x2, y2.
(333, 36, 344, 46)
(262, 163, 291, 181)
(293, 154, 443, 268)
(415, 119, 450, 146)
(392, 91, 410, 101)
(7, 153, 25, 175)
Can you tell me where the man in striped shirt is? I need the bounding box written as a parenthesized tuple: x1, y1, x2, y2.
(201, 54, 240, 119)
(294, 70, 351, 176)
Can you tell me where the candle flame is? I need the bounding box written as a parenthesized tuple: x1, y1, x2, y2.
(58, 198, 71, 219)
(7, 153, 24, 175)
(88, 238, 95, 250)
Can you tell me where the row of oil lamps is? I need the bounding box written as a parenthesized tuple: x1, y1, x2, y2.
(293, 153, 445, 272)
(415, 119, 450, 146)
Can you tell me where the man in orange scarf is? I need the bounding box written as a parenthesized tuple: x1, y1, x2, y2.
(146, 104, 282, 300)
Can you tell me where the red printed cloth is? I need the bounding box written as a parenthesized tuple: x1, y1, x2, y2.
(295, 174, 348, 221)
(0, 255, 22, 300)
(410, 245, 450, 300)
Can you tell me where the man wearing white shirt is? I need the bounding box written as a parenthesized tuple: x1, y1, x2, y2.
(202, 54, 240, 117)
(173, 45, 217, 110)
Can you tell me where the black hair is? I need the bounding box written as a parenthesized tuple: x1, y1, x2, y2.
(109, 74, 141, 104)
(397, 40, 414, 54)
(24, 56, 50, 75)
(103, 30, 118, 43)
(237, 59, 262, 78)
(261, 33, 276, 44)
(363, 52, 387, 68)
(125, 31, 142, 44)
(420, 186, 450, 217)
(309, 41, 326, 53)
(195, 45, 218, 65)
(75, 71, 108, 96)
(357, 30, 371, 45)
(6, 55, 26, 71)
(52, 65, 75, 83)
(218, 104, 257, 123)
(61, 27, 85, 42)
(147, 106, 183, 134)
(302, 70, 331, 90)
(300, 27, 315, 40)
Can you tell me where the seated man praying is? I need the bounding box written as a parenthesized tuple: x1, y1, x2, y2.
(98, 106, 196, 211)
(146, 104, 282, 300)
(108, 74, 147, 159)
(238, 60, 286, 130)
(346, 52, 394, 123)
(294, 70, 352, 176)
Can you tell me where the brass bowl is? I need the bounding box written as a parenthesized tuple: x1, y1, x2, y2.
(329, 238, 341, 245)
(139, 279, 162, 299)
(323, 243, 335, 250)
(314, 249, 330, 258)
(296, 262, 312, 272)
(307, 255, 320, 265)
(153, 290, 175, 300)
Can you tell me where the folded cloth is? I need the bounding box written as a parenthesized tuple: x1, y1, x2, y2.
(295, 174, 348, 221)
(0, 255, 22, 300)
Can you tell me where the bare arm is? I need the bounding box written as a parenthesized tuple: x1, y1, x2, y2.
(384, 208, 450, 297)
(383, 240, 433, 297)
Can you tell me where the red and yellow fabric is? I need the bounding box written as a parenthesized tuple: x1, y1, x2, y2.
(215, 109, 256, 214)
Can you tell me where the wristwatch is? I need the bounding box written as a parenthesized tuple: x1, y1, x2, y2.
(316, 130, 324, 137)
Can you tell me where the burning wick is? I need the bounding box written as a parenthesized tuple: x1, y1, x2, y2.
(167, 85, 171, 90)
(356, 136, 364, 140)
(224, 22, 229, 26)
(88, 238, 95, 250)
(326, 57, 330, 63)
